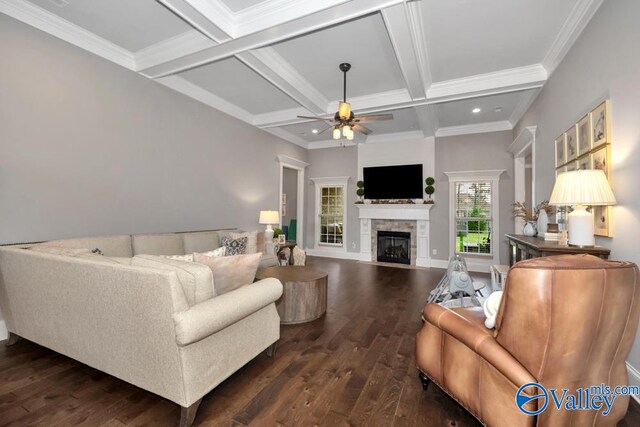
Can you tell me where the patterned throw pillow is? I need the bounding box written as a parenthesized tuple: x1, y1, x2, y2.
(220, 236, 248, 256)
(229, 231, 258, 254)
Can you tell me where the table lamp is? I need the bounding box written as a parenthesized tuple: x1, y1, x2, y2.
(549, 169, 616, 247)
(259, 210, 280, 241)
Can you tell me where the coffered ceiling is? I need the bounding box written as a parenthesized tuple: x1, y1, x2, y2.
(1, 0, 604, 148)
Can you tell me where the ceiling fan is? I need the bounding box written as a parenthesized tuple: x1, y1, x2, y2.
(297, 63, 393, 141)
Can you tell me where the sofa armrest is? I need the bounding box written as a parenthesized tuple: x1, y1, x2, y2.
(173, 278, 283, 346)
(423, 303, 536, 387)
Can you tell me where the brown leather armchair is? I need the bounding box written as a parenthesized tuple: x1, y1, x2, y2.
(416, 254, 640, 427)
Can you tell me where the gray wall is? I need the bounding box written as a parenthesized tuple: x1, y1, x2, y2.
(431, 131, 515, 265)
(0, 13, 307, 246)
(514, 0, 640, 378)
(282, 167, 297, 229)
(305, 146, 359, 252)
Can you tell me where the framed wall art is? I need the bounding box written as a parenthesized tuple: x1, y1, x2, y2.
(590, 144, 611, 181)
(590, 100, 611, 148)
(593, 206, 612, 237)
(555, 135, 566, 167)
(577, 115, 591, 156)
(565, 161, 577, 172)
(565, 125, 578, 162)
(576, 155, 590, 170)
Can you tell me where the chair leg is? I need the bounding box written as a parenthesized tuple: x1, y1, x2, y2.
(266, 341, 277, 357)
(418, 371, 431, 391)
(179, 398, 202, 427)
(5, 332, 21, 347)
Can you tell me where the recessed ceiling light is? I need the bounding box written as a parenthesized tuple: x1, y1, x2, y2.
(495, 106, 503, 113)
(472, 107, 481, 114)
(312, 129, 319, 134)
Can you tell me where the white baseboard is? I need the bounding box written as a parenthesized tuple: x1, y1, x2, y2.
(0, 320, 7, 341)
(626, 362, 640, 404)
(430, 258, 492, 273)
(305, 248, 364, 261)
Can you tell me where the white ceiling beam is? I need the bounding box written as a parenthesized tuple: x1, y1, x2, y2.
(238, 48, 329, 115)
(406, 0, 433, 89)
(426, 64, 547, 102)
(435, 121, 512, 138)
(381, 3, 426, 100)
(262, 127, 310, 149)
(157, 0, 230, 43)
(413, 104, 438, 137)
(140, 0, 406, 78)
(134, 30, 215, 71)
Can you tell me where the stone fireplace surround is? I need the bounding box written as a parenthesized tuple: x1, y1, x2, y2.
(355, 204, 432, 268)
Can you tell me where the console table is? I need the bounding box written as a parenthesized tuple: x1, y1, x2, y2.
(506, 234, 610, 266)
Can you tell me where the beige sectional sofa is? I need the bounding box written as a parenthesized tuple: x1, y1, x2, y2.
(0, 230, 282, 426)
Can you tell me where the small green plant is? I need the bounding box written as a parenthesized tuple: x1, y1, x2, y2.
(273, 228, 283, 238)
(425, 177, 435, 200)
(356, 180, 365, 201)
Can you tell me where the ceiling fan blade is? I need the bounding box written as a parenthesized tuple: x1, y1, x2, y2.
(297, 115, 332, 122)
(354, 114, 394, 123)
(317, 126, 333, 135)
(353, 124, 372, 135)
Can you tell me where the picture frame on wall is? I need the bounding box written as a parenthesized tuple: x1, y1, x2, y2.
(565, 126, 578, 162)
(565, 161, 577, 172)
(555, 135, 566, 167)
(590, 100, 611, 148)
(590, 144, 611, 180)
(576, 155, 590, 170)
(577, 115, 591, 156)
(593, 206, 612, 237)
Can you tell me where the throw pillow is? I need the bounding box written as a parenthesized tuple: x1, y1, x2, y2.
(483, 291, 504, 329)
(229, 231, 258, 254)
(164, 254, 194, 262)
(198, 247, 226, 257)
(193, 252, 262, 295)
(220, 236, 248, 256)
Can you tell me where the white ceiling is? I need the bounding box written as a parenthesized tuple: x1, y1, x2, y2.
(3, 0, 604, 149)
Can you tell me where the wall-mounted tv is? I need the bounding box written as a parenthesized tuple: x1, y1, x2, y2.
(363, 164, 423, 199)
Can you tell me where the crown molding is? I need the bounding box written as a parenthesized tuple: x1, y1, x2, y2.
(0, 0, 135, 70)
(365, 130, 425, 144)
(134, 30, 215, 71)
(381, 3, 426, 100)
(307, 140, 357, 150)
(157, 75, 254, 124)
(509, 87, 541, 127)
(542, 0, 604, 75)
(263, 128, 309, 149)
(435, 120, 512, 138)
(182, 0, 236, 36)
(327, 88, 412, 115)
(253, 107, 318, 128)
(276, 154, 309, 168)
(444, 169, 505, 182)
(508, 126, 537, 156)
(157, 0, 231, 43)
(427, 64, 547, 101)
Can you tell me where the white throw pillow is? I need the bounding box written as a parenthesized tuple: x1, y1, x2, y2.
(198, 247, 226, 257)
(229, 231, 258, 254)
(483, 291, 504, 329)
(194, 252, 262, 295)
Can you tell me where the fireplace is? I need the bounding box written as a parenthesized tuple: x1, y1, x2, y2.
(377, 231, 411, 265)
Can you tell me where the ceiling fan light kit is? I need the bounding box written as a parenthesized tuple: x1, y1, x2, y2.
(298, 63, 393, 143)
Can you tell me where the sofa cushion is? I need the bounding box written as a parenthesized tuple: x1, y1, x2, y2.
(164, 254, 194, 262)
(198, 247, 226, 258)
(181, 231, 220, 254)
(193, 253, 261, 295)
(132, 233, 184, 256)
(29, 245, 93, 257)
(34, 235, 133, 257)
(229, 231, 258, 254)
(131, 255, 215, 305)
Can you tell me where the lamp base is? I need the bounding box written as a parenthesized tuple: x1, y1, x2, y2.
(264, 225, 274, 241)
(567, 205, 595, 247)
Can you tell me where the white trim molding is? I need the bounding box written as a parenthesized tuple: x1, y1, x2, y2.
(509, 127, 537, 234)
(0, 320, 7, 341)
(445, 169, 505, 269)
(627, 362, 640, 404)
(278, 155, 309, 248)
(310, 176, 351, 253)
(305, 247, 363, 260)
(436, 121, 512, 138)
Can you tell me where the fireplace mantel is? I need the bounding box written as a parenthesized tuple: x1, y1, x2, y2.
(356, 204, 432, 268)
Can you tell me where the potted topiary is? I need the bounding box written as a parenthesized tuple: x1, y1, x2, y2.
(356, 180, 365, 203)
(425, 177, 435, 203)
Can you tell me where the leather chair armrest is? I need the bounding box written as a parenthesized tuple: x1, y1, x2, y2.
(423, 303, 536, 387)
(173, 278, 283, 346)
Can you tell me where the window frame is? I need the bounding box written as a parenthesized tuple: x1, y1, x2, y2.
(311, 177, 350, 251)
(445, 170, 504, 268)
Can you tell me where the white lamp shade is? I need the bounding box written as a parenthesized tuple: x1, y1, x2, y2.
(549, 170, 616, 206)
(259, 210, 279, 225)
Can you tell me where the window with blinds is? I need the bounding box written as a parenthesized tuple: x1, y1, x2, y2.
(454, 181, 492, 255)
(319, 186, 344, 245)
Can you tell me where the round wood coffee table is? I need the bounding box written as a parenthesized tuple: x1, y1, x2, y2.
(255, 266, 328, 324)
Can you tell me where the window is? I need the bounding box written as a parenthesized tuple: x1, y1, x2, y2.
(445, 170, 504, 266)
(455, 182, 492, 254)
(319, 186, 344, 245)
(311, 177, 349, 250)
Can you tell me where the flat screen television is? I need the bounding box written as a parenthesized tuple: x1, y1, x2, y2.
(363, 164, 423, 199)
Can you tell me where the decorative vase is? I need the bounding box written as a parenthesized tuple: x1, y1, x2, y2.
(364, 199, 372, 204)
(414, 199, 424, 204)
(523, 221, 537, 237)
(536, 209, 549, 235)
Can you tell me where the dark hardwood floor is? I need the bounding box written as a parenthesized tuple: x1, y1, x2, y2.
(1, 257, 639, 426)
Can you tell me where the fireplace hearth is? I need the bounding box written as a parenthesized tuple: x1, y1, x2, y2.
(377, 231, 411, 265)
